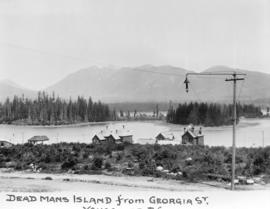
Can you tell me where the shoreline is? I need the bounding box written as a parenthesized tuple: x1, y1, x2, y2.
(0, 117, 265, 129)
(0, 119, 163, 129)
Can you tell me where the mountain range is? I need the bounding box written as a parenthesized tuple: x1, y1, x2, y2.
(1, 65, 270, 104)
(0, 79, 36, 102)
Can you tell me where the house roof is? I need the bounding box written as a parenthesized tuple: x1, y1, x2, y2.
(117, 129, 133, 137)
(109, 133, 121, 140)
(93, 126, 133, 141)
(28, 135, 49, 142)
(156, 132, 175, 140)
(93, 134, 106, 141)
(0, 140, 13, 145)
(182, 130, 204, 138)
(101, 130, 111, 137)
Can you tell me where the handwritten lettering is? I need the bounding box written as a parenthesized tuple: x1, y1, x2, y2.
(6, 194, 37, 202)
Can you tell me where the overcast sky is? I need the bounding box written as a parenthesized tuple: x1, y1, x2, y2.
(0, 0, 269, 90)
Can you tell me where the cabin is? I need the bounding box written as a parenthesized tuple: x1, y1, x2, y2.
(28, 135, 49, 145)
(155, 132, 175, 142)
(0, 140, 13, 148)
(106, 133, 121, 144)
(92, 125, 133, 144)
(117, 128, 133, 143)
(181, 125, 204, 145)
(92, 133, 106, 144)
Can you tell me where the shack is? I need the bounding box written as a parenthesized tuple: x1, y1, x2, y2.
(0, 140, 13, 148)
(106, 133, 121, 144)
(28, 135, 49, 145)
(92, 125, 133, 144)
(117, 127, 133, 143)
(155, 132, 175, 141)
(181, 125, 204, 145)
(92, 133, 106, 144)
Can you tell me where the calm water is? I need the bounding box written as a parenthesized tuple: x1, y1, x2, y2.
(0, 118, 269, 147)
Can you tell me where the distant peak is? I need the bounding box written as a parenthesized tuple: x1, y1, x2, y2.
(136, 64, 155, 69)
(205, 65, 233, 71)
(0, 79, 21, 88)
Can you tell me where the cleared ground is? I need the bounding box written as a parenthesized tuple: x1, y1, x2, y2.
(1, 169, 269, 192)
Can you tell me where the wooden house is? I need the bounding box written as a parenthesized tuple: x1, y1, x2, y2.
(0, 140, 13, 148)
(155, 132, 175, 141)
(92, 125, 133, 144)
(92, 133, 106, 144)
(106, 133, 121, 144)
(117, 129, 133, 143)
(181, 126, 204, 145)
(28, 135, 49, 145)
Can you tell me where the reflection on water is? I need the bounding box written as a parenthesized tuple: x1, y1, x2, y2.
(0, 118, 269, 147)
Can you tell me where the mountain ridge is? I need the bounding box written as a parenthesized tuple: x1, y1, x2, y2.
(1, 65, 270, 104)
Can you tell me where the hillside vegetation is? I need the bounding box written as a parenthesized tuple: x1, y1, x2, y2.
(167, 102, 262, 126)
(0, 92, 112, 125)
(0, 143, 269, 182)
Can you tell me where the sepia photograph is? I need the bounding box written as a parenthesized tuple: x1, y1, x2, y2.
(0, 0, 270, 208)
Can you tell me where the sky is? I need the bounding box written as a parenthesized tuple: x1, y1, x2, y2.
(0, 0, 269, 90)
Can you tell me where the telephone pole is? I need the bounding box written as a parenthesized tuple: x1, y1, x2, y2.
(262, 130, 265, 148)
(225, 73, 244, 190)
(185, 71, 246, 190)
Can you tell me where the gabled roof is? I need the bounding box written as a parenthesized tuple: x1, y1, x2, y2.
(93, 126, 133, 141)
(0, 140, 12, 143)
(182, 130, 204, 138)
(93, 133, 106, 141)
(0, 140, 13, 145)
(156, 132, 175, 140)
(101, 130, 111, 137)
(182, 130, 196, 138)
(109, 133, 121, 140)
(118, 129, 133, 137)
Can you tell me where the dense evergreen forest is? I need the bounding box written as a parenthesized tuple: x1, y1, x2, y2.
(167, 102, 262, 126)
(0, 92, 112, 125)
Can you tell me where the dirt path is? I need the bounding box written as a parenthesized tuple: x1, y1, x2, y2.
(0, 169, 269, 192)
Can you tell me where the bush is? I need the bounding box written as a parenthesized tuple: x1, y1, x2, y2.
(91, 157, 103, 170)
(105, 161, 112, 170)
(61, 159, 76, 170)
(43, 176, 53, 180)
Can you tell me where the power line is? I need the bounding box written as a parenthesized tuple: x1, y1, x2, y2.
(132, 68, 186, 76)
(185, 72, 246, 191)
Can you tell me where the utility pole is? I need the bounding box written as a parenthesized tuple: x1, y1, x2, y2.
(262, 130, 265, 147)
(184, 71, 246, 190)
(225, 73, 244, 190)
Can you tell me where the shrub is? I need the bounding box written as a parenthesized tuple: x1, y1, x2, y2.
(43, 176, 53, 180)
(61, 159, 76, 170)
(91, 157, 103, 170)
(104, 161, 112, 170)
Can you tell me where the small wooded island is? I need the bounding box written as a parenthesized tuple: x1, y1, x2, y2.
(0, 92, 263, 126)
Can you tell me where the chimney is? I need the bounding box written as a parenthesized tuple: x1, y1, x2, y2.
(184, 128, 186, 132)
(199, 127, 202, 134)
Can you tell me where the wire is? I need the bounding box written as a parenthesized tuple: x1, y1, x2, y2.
(132, 68, 185, 77)
(192, 76, 228, 80)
